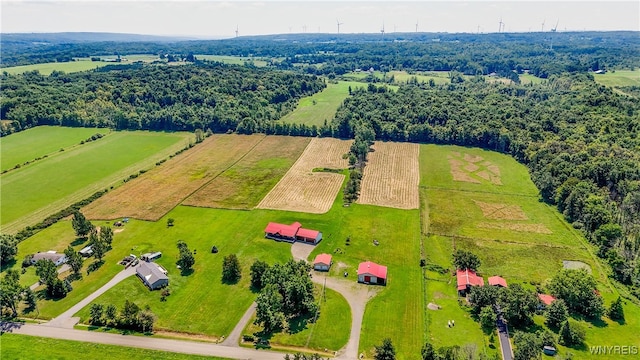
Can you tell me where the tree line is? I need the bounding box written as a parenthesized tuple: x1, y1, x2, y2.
(0, 62, 325, 135)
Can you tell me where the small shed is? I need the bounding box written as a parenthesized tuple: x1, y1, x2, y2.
(488, 276, 508, 288)
(141, 252, 162, 262)
(313, 253, 332, 271)
(357, 261, 387, 286)
(538, 294, 556, 307)
(136, 262, 169, 290)
(31, 251, 67, 266)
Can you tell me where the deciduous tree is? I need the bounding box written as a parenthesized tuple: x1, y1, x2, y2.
(374, 338, 396, 360)
(222, 254, 241, 283)
(545, 299, 569, 329)
(453, 249, 481, 271)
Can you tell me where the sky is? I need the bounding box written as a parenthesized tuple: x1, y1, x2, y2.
(2, 1, 639, 38)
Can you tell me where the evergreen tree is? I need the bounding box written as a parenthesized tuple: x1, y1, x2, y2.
(374, 338, 396, 360)
(607, 297, 624, 321)
(72, 211, 93, 238)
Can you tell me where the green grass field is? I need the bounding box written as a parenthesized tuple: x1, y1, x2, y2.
(519, 73, 545, 85)
(243, 286, 351, 352)
(0, 333, 228, 360)
(194, 55, 269, 67)
(279, 81, 367, 127)
(593, 69, 640, 87)
(0, 126, 110, 172)
(419, 143, 640, 359)
(0, 131, 191, 233)
(3, 61, 109, 75)
(2, 56, 159, 75)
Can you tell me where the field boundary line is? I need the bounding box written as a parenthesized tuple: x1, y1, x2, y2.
(419, 185, 538, 198)
(426, 232, 575, 249)
(177, 135, 267, 212)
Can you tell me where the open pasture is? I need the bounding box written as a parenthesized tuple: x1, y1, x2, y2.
(357, 141, 420, 209)
(183, 136, 310, 209)
(279, 81, 367, 127)
(2, 60, 109, 75)
(1, 131, 190, 233)
(83, 134, 264, 221)
(0, 126, 110, 172)
(256, 137, 352, 214)
(593, 69, 640, 87)
(420, 144, 539, 196)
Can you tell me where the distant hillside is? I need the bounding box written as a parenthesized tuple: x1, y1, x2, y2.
(1, 32, 198, 45)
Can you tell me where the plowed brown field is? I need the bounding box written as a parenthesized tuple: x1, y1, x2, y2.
(83, 134, 264, 220)
(357, 142, 420, 209)
(256, 137, 352, 213)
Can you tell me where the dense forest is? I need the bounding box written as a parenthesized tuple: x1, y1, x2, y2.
(332, 75, 640, 297)
(2, 32, 639, 80)
(0, 63, 325, 134)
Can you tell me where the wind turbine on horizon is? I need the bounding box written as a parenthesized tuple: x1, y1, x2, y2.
(415, 19, 419, 33)
(551, 19, 559, 32)
(380, 22, 385, 38)
(336, 19, 344, 34)
(235, 25, 238, 38)
(498, 17, 505, 33)
(541, 19, 545, 32)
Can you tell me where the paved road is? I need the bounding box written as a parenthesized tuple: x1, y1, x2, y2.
(44, 265, 137, 328)
(496, 316, 513, 360)
(221, 302, 256, 346)
(29, 264, 71, 291)
(3, 322, 285, 360)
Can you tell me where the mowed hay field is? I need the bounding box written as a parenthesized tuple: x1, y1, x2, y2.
(1, 131, 190, 233)
(1, 60, 110, 75)
(83, 134, 264, 221)
(257, 137, 352, 214)
(593, 69, 640, 87)
(279, 81, 367, 127)
(183, 136, 310, 209)
(0, 126, 110, 172)
(357, 141, 419, 209)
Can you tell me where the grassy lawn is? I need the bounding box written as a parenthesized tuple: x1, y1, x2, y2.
(0, 131, 191, 233)
(593, 69, 640, 87)
(0, 333, 228, 360)
(307, 203, 424, 359)
(243, 286, 351, 352)
(0, 126, 110, 172)
(279, 81, 367, 127)
(195, 55, 269, 67)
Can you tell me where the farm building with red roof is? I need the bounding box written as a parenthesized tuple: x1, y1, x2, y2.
(357, 261, 387, 286)
(488, 276, 508, 288)
(313, 253, 332, 271)
(538, 294, 556, 306)
(264, 222, 323, 244)
(457, 269, 484, 296)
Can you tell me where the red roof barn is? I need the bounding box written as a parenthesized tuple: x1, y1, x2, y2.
(457, 269, 484, 295)
(488, 276, 508, 288)
(264, 222, 322, 244)
(313, 253, 332, 271)
(357, 261, 387, 286)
